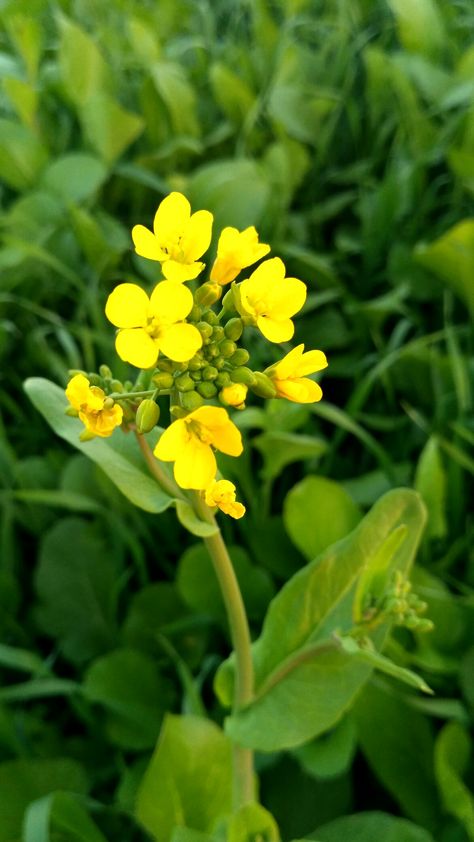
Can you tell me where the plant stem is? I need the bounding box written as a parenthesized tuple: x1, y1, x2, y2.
(193, 493, 255, 809)
(134, 431, 185, 500)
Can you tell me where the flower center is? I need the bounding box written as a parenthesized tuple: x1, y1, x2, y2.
(187, 419, 214, 445)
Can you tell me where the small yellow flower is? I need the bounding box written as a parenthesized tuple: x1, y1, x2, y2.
(131, 192, 213, 283)
(220, 383, 248, 408)
(205, 479, 246, 519)
(210, 226, 270, 286)
(105, 281, 202, 369)
(266, 344, 328, 403)
(65, 374, 123, 438)
(238, 257, 306, 342)
(154, 406, 243, 490)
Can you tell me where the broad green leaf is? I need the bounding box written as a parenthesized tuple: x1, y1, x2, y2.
(135, 714, 232, 842)
(171, 831, 212, 842)
(175, 500, 219, 537)
(12, 488, 102, 513)
(254, 432, 327, 481)
(24, 378, 174, 514)
(209, 63, 255, 126)
(122, 583, 189, 654)
(83, 648, 175, 750)
(35, 517, 117, 664)
(41, 154, 108, 202)
(0, 118, 47, 190)
(414, 437, 447, 539)
(388, 0, 445, 57)
(81, 94, 144, 164)
(23, 792, 108, 842)
(354, 682, 439, 829)
(58, 17, 109, 106)
(293, 715, 356, 780)
(3, 76, 37, 127)
(0, 643, 44, 674)
(434, 722, 474, 839)
(415, 220, 474, 316)
(7, 14, 42, 80)
(283, 476, 362, 561)
(188, 159, 270, 232)
(0, 758, 87, 842)
(217, 490, 426, 750)
(151, 62, 200, 138)
(338, 637, 432, 694)
(306, 811, 435, 842)
(227, 803, 280, 842)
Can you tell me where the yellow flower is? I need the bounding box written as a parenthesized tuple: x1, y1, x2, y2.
(105, 281, 202, 369)
(205, 479, 246, 519)
(154, 406, 243, 490)
(238, 257, 306, 342)
(210, 226, 270, 286)
(266, 344, 328, 403)
(131, 192, 213, 283)
(220, 383, 247, 408)
(65, 374, 123, 438)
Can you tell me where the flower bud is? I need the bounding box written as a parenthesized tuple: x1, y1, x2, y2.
(110, 379, 124, 392)
(250, 371, 277, 398)
(214, 356, 225, 369)
(202, 365, 218, 381)
(230, 348, 250, 366)
(99, 364, 112, 379)
(197, 322, 213, 341)
(220, 383, 247, 408)
(188, 304, 202, 321)
(219, 339, 237, 358)
(194, 282, 222, 307)
(202, 310, 219, 325)
(221, 287, 237, 314)
(136, 399, 160, 433)
(197, 381, 218, 398)
(87, 373, 102, 387)
(190, 371, 201, 381)
(211, 325, 225, 342)
(216, 371, 232, 388)
(180, 390, 204, 411)
(224, 317, 243, 341)
(152, 371, 174, 390)
(103, 397, 115, 409)
(230, 366, 256, 386)
(175, 373, 195, 392)
(188, 354, 204, 371)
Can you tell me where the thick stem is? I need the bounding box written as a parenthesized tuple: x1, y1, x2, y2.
(135, 431, 185, 500)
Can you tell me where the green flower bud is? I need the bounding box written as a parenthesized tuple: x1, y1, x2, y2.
(230, 366, 256, 386)
(123, 381, 134, 391)
(197, 322, 213, 341)
(152, 371, 174, 390)
(230, 348, 250, 366)
(206, 344, 220, 358)
(99, 364, 112, 379)
(251, 371, 277, 398)
(188, 304, 202, 321)
(170, 405, 187, 418)
(136, 399, 160, 433)
(103, 397, 115, 409)
(190, 371, 201, 381)
(180, 390, 205, 411)
(212, 325, 225, 342)
(202, 309, 219, 325)
(79, 429, 96, 442)
(214, 356, 225, 369)
(197, 381, 218, 398)
(156, 358, 174, 372)
(216, 371, 232, 387)
(68, 369, 87, 378)
(219, 339, 237, 358)
(110, 379, 124, 392)
(224, 317, 243, 341)
(416, 618, 434, 633)
(65, 407, 79, 417)
(188, 354, 204, 371)
(87, 373, 102, 387)
(175, 373, 195, 392)
(202, 365, 218, 381)
(194, 282, 222, 307)
(221, 286, 237, 314)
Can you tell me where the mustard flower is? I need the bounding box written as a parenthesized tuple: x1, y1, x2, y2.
(266, 344, 328, 403)
(220, 383, 248, 408)
(238, 257, 306, 342)
(105, 281, 202, 368)
(131, 192, 213, 283)
(154, 406, 242, 490)
(210, 226, 270, 286)
(205, 479, 246, 519)
(65, 374, 123, 437)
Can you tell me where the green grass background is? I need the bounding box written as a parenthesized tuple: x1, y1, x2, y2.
(0, 0, 473, 839)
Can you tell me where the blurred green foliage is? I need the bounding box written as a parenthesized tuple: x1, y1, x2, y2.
(1, 0, 473, 839)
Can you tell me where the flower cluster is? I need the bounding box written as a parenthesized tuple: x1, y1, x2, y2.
(65, 192, 328, 519)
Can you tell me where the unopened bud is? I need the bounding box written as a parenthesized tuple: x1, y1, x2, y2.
(202, 310, 219, 325)
(136, 399, 160, 433)
(103, 397, 115, 409)
(188, 304, 202, 321)
(220, 383, 247, 407)
(212, 325, 225, 342)
(194, 282, 222, 307)
(216, 371, 232, 388)
(197, 322, 213, 341)
(197, 381, 218, 398)
(224, 317, 243, 341)
(110, 379, 124, 393)
(230, 348, 250, 366)
(152, 371, 174, 390)
(79, 429, 96, 442)
(230, 366, 256, 386)
(251, 371, 277, 398)
(175, 373, 195, 392)
(188, 354, 204, 371)
(181, 390, 204, 411)
(219, 339, 237, 358)
(87, 373, 102, 387)
(99, 364, 112, 379)
(65, 407, 79, 417)
(202, 365, 218, 381)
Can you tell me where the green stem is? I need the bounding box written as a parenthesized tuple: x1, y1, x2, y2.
(193, 493, 255, 809)
(110, 389, 171, 401)
(134, 431, 185, 500)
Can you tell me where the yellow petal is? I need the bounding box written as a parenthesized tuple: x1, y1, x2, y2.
(131, 225, 166, 261)
(225, 500, 246, 519)
(158, 323, 202, 362)
(267, 277, 307, 319)
(180, 209, 213, 262)
(66, 374, 91, 410)
(191, 406, 243, 456)
(276, 377, 323, 403)
(210, 256, 239, 285)
(106, 283, 149, 329)
(295, 349, 328, 377)
(240, 257, 286, 303)
(149, 280, 193, 322)
(153, 192, 190, 242)
(272, 345, 305, 380)
(257, 316, 294, 343)
(174, 439, 216, 490)
(162, 259, 205, 283)
(87, 386, 106, 412)
(115, 328, 158, 369)
(154, 419, 189, 461)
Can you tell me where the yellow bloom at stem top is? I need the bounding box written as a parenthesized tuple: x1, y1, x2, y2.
(131, 192, 213, 283)
(266, 344, 328, 403)
(154, 406, 243, 490)
(205, 479, 245, 519)
(238, 257, 306, 342)
(65, 374, 123, 437)
(105, 281, 202, 369)
(210, 226, 270, 286)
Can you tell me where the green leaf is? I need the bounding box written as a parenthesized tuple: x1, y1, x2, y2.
(58, 17, 110, 107)
(0, 678, 78, 702)
(135, 714, 232, 842)
(35, 517, 117, 664)
(81, 93, 144, 164)
(3, 76, 37, 128)
(387, 0, 445, 58)
(415, 220, 474, 316)
(0, 758, 87, 842)
(151, 62, 200, 138)
(414, 437, 448, 539)
(354, 682, 439, 830)
(283, 476, 362, 561)
(0, 118, 47, 190)
(254, 432, 327, 481)
(307, 811, 435, 842)
(209, 62, 255, 126)
(24, 378, 174, 514)
(23, 792, 108, 842)
(0, 643, 44, 674)
(175, 500, 219, 537)
(12, 488, 102, 513)
(122, 583, 189, 653)
(217, 489, 426, 750)
(188, 159, 270, 232)
(293, 716, 356, 781)
(338, 637, 432, 694)
(434, 722, 474, 840)
(83, 648, 175, 750)
(40, 153, 108, 202)
(228, 803, 280, 842)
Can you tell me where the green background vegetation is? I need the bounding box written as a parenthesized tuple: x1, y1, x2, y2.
(0, 0, 473, 839)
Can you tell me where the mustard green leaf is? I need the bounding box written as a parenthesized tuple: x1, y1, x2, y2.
(58, 17, 110, 107)
(306, 811, 435, 842)
(415, 220, 474, 316)
(23, 792, 108, 842)
(434, 721, 474, 840)
(80, 94, 144, 165)
(414, 436, 448, 539)
(0, 118, 47, 190)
